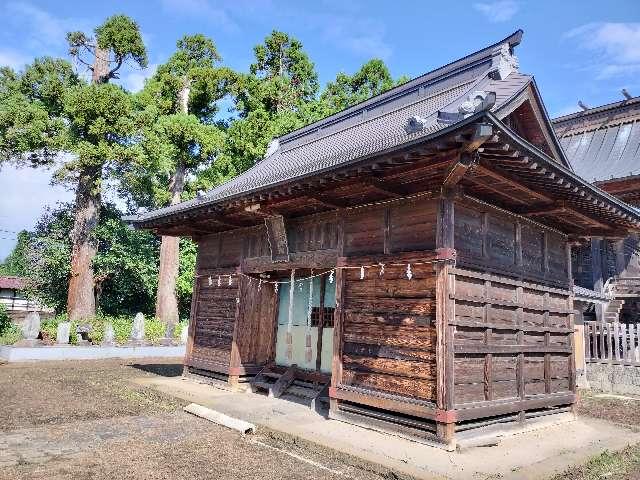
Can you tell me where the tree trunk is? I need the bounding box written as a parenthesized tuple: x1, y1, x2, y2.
(155, 78, 191, 331)
(66, 46, 110, 320)
(155, 162, 186, 329)
(67, 167, 101, 322)
(92, 47, 109, 84)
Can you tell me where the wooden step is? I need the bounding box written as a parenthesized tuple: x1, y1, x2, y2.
(291, 379, 319, 389)
(263, 372, 281, 379)
(253, 380, 275, 391)
(286, 385, 319, 399)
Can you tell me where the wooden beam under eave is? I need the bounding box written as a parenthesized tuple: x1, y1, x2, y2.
(464, 173, 532, 205)
(307, 194, 347, 209)
(521, 201, 616, 231)
(442, 153, 472, 187)
(361, 176, 407, 198)
(473, 163, 555, 204)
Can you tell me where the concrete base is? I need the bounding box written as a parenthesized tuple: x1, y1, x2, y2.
(587, 362, 640, 395)
(135, 375, 640, 480)
(0, 345, 185, 362)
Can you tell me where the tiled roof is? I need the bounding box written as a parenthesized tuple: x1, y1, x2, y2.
(553, 96, 640, 182)
(0, 276, 25, 290)
(129, 31, 530, 224)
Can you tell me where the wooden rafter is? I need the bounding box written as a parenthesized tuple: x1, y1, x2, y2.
(361, 176, 407, 198)
(519, 201, 614, 230)
(474, 163, 554, 203)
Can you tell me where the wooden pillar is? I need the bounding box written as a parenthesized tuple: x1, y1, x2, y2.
(329, 267, 345, 413)
(184, 246, 203, 374)
(315, 274, 327, 372)
(435, 191, 456, 446)
(590, 238, 605, 323)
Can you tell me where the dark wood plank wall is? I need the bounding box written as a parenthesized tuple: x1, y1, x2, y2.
(232, 277, 278, 372)
(339, 263, 437, 400)
(186, 232, 242, 373)
(187, 214, 340, 374)
(334, 196, 440, 403)
(453, 201, 569, 288)
(450, 200, 575, 417)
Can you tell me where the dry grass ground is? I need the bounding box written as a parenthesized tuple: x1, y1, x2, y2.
(0, 359, 414, 480)
(550, 390, 640, 480)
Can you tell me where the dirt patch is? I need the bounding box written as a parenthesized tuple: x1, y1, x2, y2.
(549, 391, 640, 480)
(0, 359, 186, 431)
(576, 389, 640, 429)
(0, 360, 415, 480)
(0, 411, 409, 480)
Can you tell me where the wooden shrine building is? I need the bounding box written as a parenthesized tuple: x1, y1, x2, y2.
(554, 96, 640, 323)
(128, 31, 640, 449)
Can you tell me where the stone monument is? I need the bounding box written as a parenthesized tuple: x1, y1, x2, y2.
(102, 322, 116, 346)
(129, 312, 145, 345)
(56, 321, 70, 345)
(180, 324, 189, 345)
(160, 323, 175, 346)
(15, 311, 41, 347)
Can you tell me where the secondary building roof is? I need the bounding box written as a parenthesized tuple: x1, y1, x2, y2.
(0, 276, 25, 290)
(553, 96, 640, 183)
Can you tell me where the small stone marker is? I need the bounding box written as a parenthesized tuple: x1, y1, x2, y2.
(160, 323, 175, 346)
(16, 311, 41, 347)
(129, 312, 145, 345)
(56, 321, 70, 345)
(76, 324, 92, 345)
(180, 324, 189, 345)
(102, 323, 115, 346)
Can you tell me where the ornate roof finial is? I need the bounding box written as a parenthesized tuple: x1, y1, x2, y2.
(489, 43, 519, 80)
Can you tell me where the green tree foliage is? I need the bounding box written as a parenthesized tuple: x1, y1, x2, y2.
(321, 59, 408, 114)
(15, 203, 158, 316)
(0, 231, 31, 276)
(220, 30, 319, 176)
(122, 34, 230, 208)
(0, 203, 196, 319)
(0, 15, 148, 321)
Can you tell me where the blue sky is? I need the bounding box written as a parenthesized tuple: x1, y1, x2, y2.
(1, 0, 639, 258)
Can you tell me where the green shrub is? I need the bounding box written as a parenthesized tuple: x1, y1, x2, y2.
(0, 304, 11, 335)
(145, 317, 166, 344)
(0, 323, 21, 345)
(41, 314, 79, 345)
(173, 321, 188, 340)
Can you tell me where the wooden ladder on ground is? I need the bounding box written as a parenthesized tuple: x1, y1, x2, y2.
(251, 364, 330, 412)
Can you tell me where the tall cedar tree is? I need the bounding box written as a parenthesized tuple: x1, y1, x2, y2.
(0, 15, 147, 321)
(218, 31, 320, 176)
(123, 35, 229, 331)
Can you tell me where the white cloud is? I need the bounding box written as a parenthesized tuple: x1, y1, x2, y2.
(4, 1, 91, 51)
(0, 49, 29, 70)
(473, 1, 519, 23)
(566, 22, 640, 79)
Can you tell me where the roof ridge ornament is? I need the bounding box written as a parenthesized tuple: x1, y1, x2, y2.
(459, 91, 497, 116)
(265, 138, 280, 158)
(437, 90, 497, 125)
(406, 115, 429, 133)
(489, 43, 519, 80)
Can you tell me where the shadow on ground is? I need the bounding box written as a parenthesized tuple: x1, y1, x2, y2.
(130, 363, 183, 377)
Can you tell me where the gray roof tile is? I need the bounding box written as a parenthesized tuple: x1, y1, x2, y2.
(129, 31, 530, 224)
(553, 96, 640, 182)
